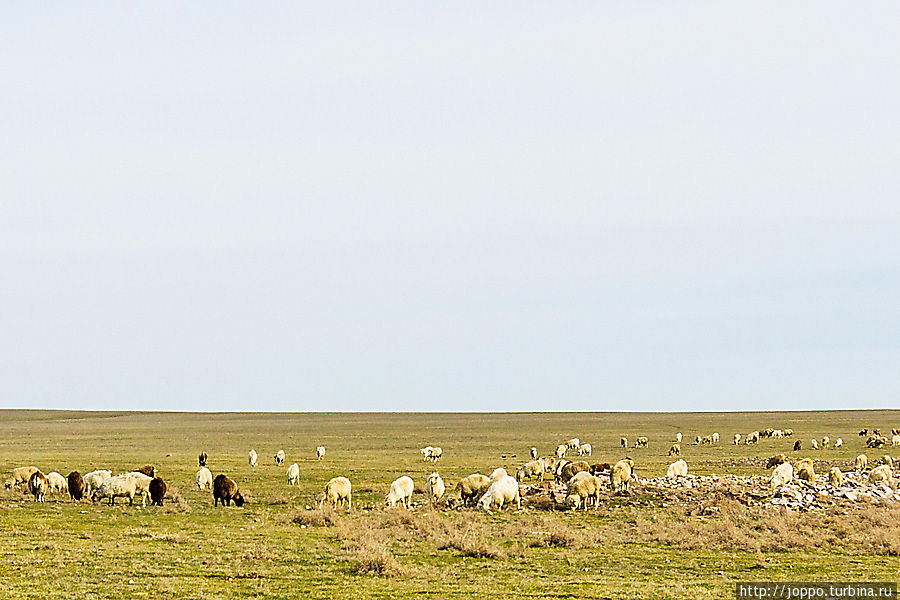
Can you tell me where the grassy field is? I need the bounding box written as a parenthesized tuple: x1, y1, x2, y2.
(1, 410, 898, 599)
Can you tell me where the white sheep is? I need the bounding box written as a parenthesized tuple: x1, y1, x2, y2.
(711, 432, 720, 444)
(92, 475, 137, 505)
(420, 446, 434, 461)
(530, 447, 538, 459)
(4, 466, 39, 489)
(666, 459, 688, 479)
(127, 472, 153, 506)
(869, 464, 893, 485)
(822, 436, 830, 449)
(46, 472, 68, 495)
(856, 454, 868, 472)
(834, 438, 843, 448)
(733, 433, 741, 445)
(771, 462, 794, 488)
(565, 471, 602, 510)
(745, 431, 759, 444)
(321, 476, 352, 510)
(429, 447, 443, 462)
(274, 450, 285, 465)
(426, 472, 445, 506)
(620, 437, 628, 449)
(675, 432, 683, 443)
(810, 439, 818, 450)
(287, 463, 300, 486)
(478, 475, 521, 511)
(892, 435, 900, 447)
(556, 444, 567, 459)
(577, 443, 592, 456)
(385, 475, 414, 509)
(316, 446, 326, 460)
(83, 470, 112, 496)
(490, 467, 508, 481)
(196, 467, 213, 490)
(566, 438, 580, 450)
(248, 449, 258, 468)
(516, 460, 546, 482)
(827, 467, 843, 486)
(611, 459, 634, 492)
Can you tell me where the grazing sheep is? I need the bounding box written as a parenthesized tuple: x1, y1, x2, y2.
(765, 454, 787, 469)
(620, 437, 628, 449)
(771, 430, 784, 439)
(793, 440, 802, 451)
(530, 447, 538, 460)
(810, 439, 818, 450)
(566, 471, 602, 510)
(668, 444, 680, 456)
(577, 443, 592, 456)
(83, 470, 112, 496)
(490, 467, 508, 481)
(321, 476, 352, 510)
(856, 454, 868, 472)
(454, 474, 492, 507)
(795, 458, 816, 483)
(666, 459, 688, 479)
(867, 436, 887, 449)
(287, 463, 300, 486)
(892, 435, 900, 447)
(385, 476, 414, 509)
(92, 475, 137, 505)
(882, 455, 894, 467)
(590, 463, 612, 476)
(426, 472, 445, 506)
(551, 459, 570, 480)
(67, 471, 86, 501)
(556, 444, 567, 459)
(127, 472, 153, 506)
(634, 437, 648, 448)
(733, 433, 741, 445)
(28, 471, 49, 502)
(701, 436, 712, 446)
(675, 432, 683, 443)
(611, 459, 634, 492)
(771, 462, 794, 488)
(559, 461, 591, 482)
(421, 446, 434, 461)
(828, 467, 843, 486)
(822, 436, 830, 449)
(784, 429, 793, 436)
(213, 474, 245, 507)
(745, 431, 759, 445)
(4, 466, 39, 489)
(274, 450, 285, 465)
(198, 452, 207, 467)
(859, 429, 868, 437)
(538, 456, 555, 471)
(566, 438, 580, 450)
(695, 435, 702, 445)
(248, 450, 258, 468)
(316, 446, 326, 460)
(429, 447, 443, 462)
(516, 460, 546, 482)
(834, 438, 843, 448)
(196, 467, 213, 490)
(869, 464, 893, 485)
(135, 465, 156, 478)
(149, 478, 166, 506)
(478, 475, 521, 512)
(711, 432, 720, 444)
(46, 472, 68, 495)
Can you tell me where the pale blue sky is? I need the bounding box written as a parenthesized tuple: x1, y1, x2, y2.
(2, 3, 898, 411)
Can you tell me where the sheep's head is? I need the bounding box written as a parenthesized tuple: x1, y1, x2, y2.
(233, 493, 245, 507)
(565, 494, 580, 509)
(3, 478, 14, 489)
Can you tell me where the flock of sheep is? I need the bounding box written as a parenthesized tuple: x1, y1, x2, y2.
(5, 426, 899, 514)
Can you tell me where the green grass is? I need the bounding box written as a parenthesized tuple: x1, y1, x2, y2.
(1, 410, 898, 599)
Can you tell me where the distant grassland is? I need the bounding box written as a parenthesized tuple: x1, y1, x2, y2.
(0, 410, 898, 599)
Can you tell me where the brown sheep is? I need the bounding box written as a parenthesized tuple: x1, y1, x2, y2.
(559, 461, 590, 482)
(213, 474, 245, 507)
(28, 471, 49, 502)
(795, 458, 816, 483)
(766, 454, 787, 469)
(668, 444, 680, 456)
(67, 471, 86, 502)
(590, 463, 612, 476)
(135, 465, 156, 478)
(793, 440, 802, 451)
(149, 478, 167, 506)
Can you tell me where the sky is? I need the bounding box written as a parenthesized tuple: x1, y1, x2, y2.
(1, 3, 898, 412)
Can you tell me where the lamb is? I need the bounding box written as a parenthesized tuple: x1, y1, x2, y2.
(827, 467, 843, 486)
(611, 459, 634, 492)
(198, 452, 208, 467)
(46, 472, 68, 495)
(733, 433, 741, 445)
(316, 446, 326, 460)
(287, 463, 300, 486)
(196, 467, 213, 490)
(83, 470, 112, 496)
(856, 454, 868, 472)
(149, 478, 166, 506)
(666, 459, 688, 479)
(577, 443, 592, 456)
(834, 438, 843, 448)
(4, 466, 38, 489)
(711, 432, 720, 444)
(516, 460, 546, 482)
(213, 474, 245, 507)
(565, 471, 602, 510)
(426, 472, 445, 506)
(770, 462, 794, 488)
(478, 475, 521, 511)
(28, 471, 49, 502)
(634, 436, 648, 448)
(795, 458, 816, 483)
(675, 432, 683, 443)
(556, 444, 567, 459)
(92, 474, 137, 505)
(869, 464, 893, 485)
(530, 447, 538, 460)
(135, 465, 156, 478)
(127, 472, 153, 506)
(454, 474, 492, 507)
(668, 443, 680, 456)
(559, 461, 590, 482)
(566, 438, 580, 450)
(385, 475, 414, 509)
(248, 450, 258, 468)
(766, 454, 787, 469)
(274, 450, 285, 465)
(793, 440, 802, 451)
(321, 476, 352, 510)
(810, 439, 818, 450)
(490, 467, 508, 481)
(620, 437, 628, 449)
(67, 471, 86, 502)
